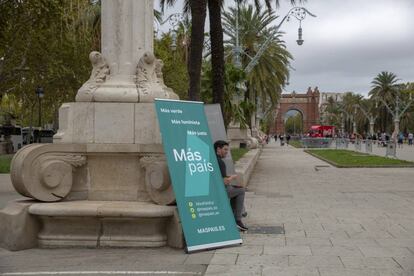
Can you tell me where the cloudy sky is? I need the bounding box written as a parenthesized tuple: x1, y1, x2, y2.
(155, 0, 414, 96)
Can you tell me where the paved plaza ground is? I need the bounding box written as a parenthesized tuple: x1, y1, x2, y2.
(1, 142, 414, 275)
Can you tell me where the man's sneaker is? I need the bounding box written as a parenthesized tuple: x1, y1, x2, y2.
(236, 220, 248, 231)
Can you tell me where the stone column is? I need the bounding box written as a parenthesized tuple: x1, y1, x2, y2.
(101, 0, 153, 77)
(94, 0, 153, 102)
(76, 0, 176, 103)
(3, 0, 183, 251)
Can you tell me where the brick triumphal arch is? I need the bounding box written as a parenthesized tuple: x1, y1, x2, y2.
(274, 87, 320, 134)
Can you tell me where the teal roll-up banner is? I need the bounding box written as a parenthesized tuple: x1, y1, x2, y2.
(155, 99, 242, 252)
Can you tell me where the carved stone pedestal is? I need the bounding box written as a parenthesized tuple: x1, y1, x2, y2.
(29, 201, 182, 248)
(227, 120, 251, 149)
(227, 126, 250, 149)
(227, 124, 259, 149)
(0, 102, 184, 251)
(0, 0, 185, 251)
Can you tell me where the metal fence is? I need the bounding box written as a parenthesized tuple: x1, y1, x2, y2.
(300, 137, 398, 158)
(326, 138, 397, 158)
(365, 140, 372, 153)
(355, 139, 362, 151)
(386, 142, 397, 158)
(302, 138, 333, 148)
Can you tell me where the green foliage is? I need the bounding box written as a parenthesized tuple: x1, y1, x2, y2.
(0, 94, 21, 125)
(201, 62, 252, 127)
(236, 100, 255, 129)
(0, 0, 99, 127)
(222, 4, 292, 130)
(223, 64, 250, 127)
(0, 1, 182, 127)
(231, 148, 248, 162)
(201, 62, 213, 103)
(365, 72, 414, 133)
(396, 82, 414, 133)
(154, 33, 189, 100)
(307, 149, 414, 167)
(368, 71, 400, 133)
(289, 140, 303, 148)
(322, 79, 414, 136)
(0, 155, 13, 173)
(284, 112, 303, 134)
(339, 92, 365, 134)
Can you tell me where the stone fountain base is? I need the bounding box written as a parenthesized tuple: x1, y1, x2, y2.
(0, 200, 183, 251)
(227, 126, 259, 149)
(31, 201, 182, 248)
(0, 102, 185, 251)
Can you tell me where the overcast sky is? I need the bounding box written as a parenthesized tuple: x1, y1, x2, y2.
(155, 0, 414, 96)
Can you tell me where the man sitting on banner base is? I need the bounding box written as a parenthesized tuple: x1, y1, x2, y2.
(214, 140, 248, 232)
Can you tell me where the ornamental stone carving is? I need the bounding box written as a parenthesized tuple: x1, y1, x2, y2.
(74, 50, 178, 103)
(155, 58, 178, 100)
(11, 144, 86, 202)
(76, 51, 110, 102)
(135, 52, 178, 102)
(155, 59, 164, 84)
(140, 156, 175, 205)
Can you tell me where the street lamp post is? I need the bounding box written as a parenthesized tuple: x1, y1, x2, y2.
(35, 86, 44, 128)
(232, 5, 316, 73)
(229, 3, 315, 139)
(375, 92, 413, 142)
(161, 13, 192, 70)
(161, 13, 186, 52)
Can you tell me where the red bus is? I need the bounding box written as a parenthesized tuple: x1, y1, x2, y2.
(307, 125, 335, 138)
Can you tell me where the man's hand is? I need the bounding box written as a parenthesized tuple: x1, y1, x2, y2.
(224, 175, 238, 185)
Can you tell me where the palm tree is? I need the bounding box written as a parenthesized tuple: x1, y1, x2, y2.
(161, 0, 305, 105)
(208, 0, 225, 110)
(369, 71, 399, 101)
(160, 0, 206, 101)
(223, 5, 292, 128)
(369, 71, 400, 132)
(208, 0, 305, 118)
(188, 0, 208, 101)
(252, 0, 306, 10)
(399, 82, 414, 133)
(321, 96, 341, 127)
(341, 92, 366, 134)
(355, 97, 378, 136)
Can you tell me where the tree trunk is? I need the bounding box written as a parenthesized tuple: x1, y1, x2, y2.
(188, 0, 207, 101)
(208, 0, 225, 111)
(245, 82, 251, 129)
